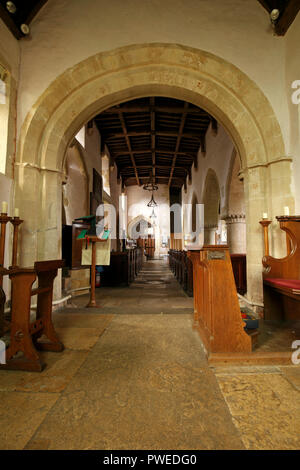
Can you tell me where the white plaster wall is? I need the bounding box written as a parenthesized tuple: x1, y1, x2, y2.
(81, 122, 102, 193)
(228, 153, 245, 216)
(0, 20, 20, 80)
(126, 185, 170, 256)
(0, 21, 20, 179)
(285, 14, 300, 213)
(63, 146, 88, 224)
(16, 0, 288, 151)
(0, 173, 13, 299)
(183, 123, 235, 216)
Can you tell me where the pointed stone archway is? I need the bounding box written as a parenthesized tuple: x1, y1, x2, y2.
(15, 43, 293, 302)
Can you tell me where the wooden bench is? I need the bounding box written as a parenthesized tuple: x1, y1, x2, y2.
(169, 249, 244, 298)
(100, 248, 142, 287)
(0, 260, 64, 371)
(168, 250, 193, 296)
(263, 216, 300, 324)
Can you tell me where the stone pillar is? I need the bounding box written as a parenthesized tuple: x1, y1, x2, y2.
(14, 164, 63, 300)
(225, 214, 246, 254)
(204, 224, 218, 245)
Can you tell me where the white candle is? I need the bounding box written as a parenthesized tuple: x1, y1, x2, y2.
(284, 206, 289, 216)
(14, 208, 19, 217)
(1, 201, 8, 214)
(262, 213, 268, 219)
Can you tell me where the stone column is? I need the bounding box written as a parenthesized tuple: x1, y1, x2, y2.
(225, 214, 246, 254)
(204, 224, 218, 245)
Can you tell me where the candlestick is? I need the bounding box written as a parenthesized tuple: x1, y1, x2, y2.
(259, 219, 272, 257)
(14, 208, 19, 218)
(0, 213, 12, 286)
(1, 201, 8, 214)
(9, 217, 23, 268)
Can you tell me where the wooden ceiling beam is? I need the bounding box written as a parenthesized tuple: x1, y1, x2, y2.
(168, 102, 189, 187)
(275, 0, 300, 36)
(101, 105, 209, 115)
(116, 106, 140, 186)
(113, 149, 196, 158)
(119, 164, 190, 173)
(150, 97, 156, 183)
(257, 0, 300, 35)
(103, 130, 204, 140)
(211, 117, 218, 136)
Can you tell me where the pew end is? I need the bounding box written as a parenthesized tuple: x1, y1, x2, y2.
(263, 216, 300, 326)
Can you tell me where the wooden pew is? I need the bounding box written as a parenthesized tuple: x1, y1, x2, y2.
(0, 260, 64, 371)
(262, 216, 300, 324)
(100, 248, 142, 287)
(188, 246, 253, 355)
(231, 254, 247, 295)
(169, 249, 246, 299)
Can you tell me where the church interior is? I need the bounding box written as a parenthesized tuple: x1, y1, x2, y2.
(0, 0, 299, 450)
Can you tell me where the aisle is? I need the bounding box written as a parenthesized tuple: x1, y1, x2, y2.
(0, 260, 299, 450)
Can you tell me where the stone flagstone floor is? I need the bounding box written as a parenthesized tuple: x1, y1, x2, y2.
(0, 259, 299, 450)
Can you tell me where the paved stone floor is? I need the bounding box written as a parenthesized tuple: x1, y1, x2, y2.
(0, 260, 299, 450)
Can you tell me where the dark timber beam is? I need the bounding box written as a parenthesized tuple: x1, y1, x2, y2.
(150, 97, 156, 183)
(104, 130, 203, 140)
(101, 105, 209, 115)
(275, 0, 300, 36)
(117, 106, 140, 186)
(168, 102, 189, 188)
(113, 149, 196, 159)
(257, 0, 300, 36)
(119, 165, 190, 173)
(211, 117, 218, 136)
(200, 135, 206, 156)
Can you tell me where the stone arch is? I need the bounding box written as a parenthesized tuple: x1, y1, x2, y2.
(224, 149, 247, 254)
(62, 140, 89, 225)
(15, 43, 293, 302)
(128, 214, 154, 239)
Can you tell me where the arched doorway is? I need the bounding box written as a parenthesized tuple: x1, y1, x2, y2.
(15, 43, 292, 302)
(128, 215, 157, 259)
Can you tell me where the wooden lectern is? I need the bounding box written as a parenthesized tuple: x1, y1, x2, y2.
(84, 235, 107, 308)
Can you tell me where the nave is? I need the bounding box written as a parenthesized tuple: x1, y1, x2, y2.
(0, 260, 299, 450)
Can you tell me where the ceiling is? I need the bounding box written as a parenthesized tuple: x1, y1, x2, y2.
(94, 97, 214, 190)
(0, 0, 47, 38)
(0, 1, 299, 39)
(257, 0, 300, 35)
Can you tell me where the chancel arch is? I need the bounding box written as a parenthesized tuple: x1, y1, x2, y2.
(15, 43, 292, 302)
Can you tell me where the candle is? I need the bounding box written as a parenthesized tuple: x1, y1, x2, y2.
(262, 213, 268, 219)
(14, 208, 19, 217)
(284, 206, 289, 216)
(1, 201, 8, 214)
